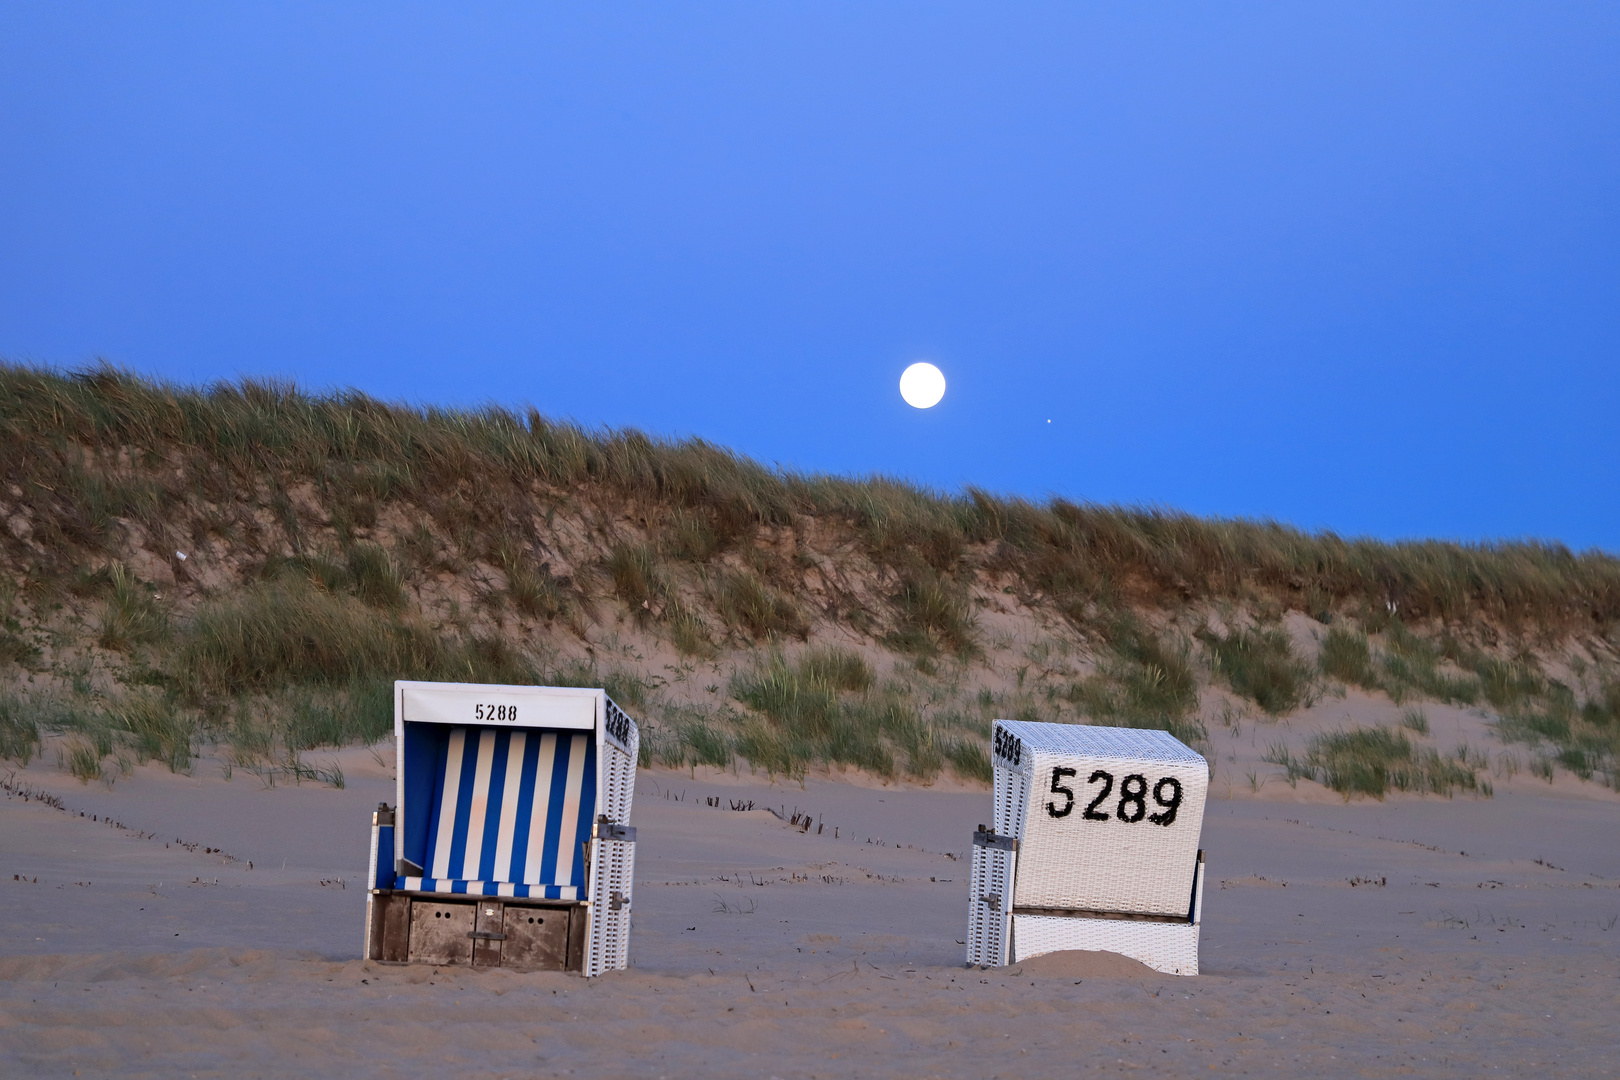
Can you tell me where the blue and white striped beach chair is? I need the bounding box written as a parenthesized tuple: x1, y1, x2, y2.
(364, 681, 639, 975)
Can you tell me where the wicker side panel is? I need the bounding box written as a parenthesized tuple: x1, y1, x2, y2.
(601, 699, 639, 825)
(965, 843, 1015, 967)
(584, 838, 635, 976)
(602, 745, 637, 825)
(992, 760, 1030, 840)
(1010, 914, 1200, 976)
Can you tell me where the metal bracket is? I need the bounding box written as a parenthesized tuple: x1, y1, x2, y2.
(595, 818, 636, 842)
(468, 931, 507, 941)
(981, 892, 1002, 911)
(373, 803, 394, 827)
(972, 828, 1017, 852)
(608, 890, 629, 911)
(396, 857, 424, 876)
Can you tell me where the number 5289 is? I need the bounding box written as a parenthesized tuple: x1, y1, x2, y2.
(1045, 767, 1182, 826)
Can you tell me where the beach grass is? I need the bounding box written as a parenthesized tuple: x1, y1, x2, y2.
(1200, 625, 1313, 716)
(1264, 726, 1489, 799)
(3, 362, 1620, 781)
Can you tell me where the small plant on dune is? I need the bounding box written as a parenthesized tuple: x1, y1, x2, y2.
(1476, 655, 1545, 710)
(1296, 726, 1487, 799)
(1319, 626, 1378, 690)
(664, 508, 723, 562)
(885, 566, 974, 657)
(1495, 683, 1620, 787)
(713, 570, 806, 641)
(606, 543, 669, 621)
(668, 609, 717, 658)
(499, 543, 567, 621)
(1200, 624, 1313, 716)
(654, 704, 736, 769)
(63, 737, 106, 784)
(730, 650, 935, 779)
(345, 542, 406, 609)
(175, 576, 534, 699)
(944, 737, 993, 783)
(1401, 707, 1430, 735)
(97, 563, 168, 651)
(798, 646, 874, 693)
(110, 690, 195, 773)
(507, 563, 567, 620)
(1067, 621, 1206, 747)
(1375, 622, 1480, 705)
(0, 692, 41, 764)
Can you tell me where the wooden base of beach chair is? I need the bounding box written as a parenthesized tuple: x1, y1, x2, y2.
(367, 892, 587, 972)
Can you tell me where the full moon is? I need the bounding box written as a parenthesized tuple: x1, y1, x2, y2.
(899, 362, 946, 408)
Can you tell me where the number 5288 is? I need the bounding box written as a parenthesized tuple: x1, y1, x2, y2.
(1045, 767, 1183, 826)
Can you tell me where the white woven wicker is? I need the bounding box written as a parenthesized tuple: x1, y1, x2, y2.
(1012, 909, 1200, 976)
(585, 835, 636, 977)
(966, 719, 1209, 975)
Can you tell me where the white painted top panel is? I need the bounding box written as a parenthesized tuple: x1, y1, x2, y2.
(995, 719, 1205, 771)
(397, 681, 597, 730)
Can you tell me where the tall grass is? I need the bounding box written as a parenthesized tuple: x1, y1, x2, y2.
(1201, 625, 1313, 715)
(728, 649, 959, 780)
(1265, 726, 1488, 799)
(5, 363, 1615, 637)
(1496, 681, 1620, 788)
(176, 577, 533, 696)
(6, 363, 1620, 782)
(0, 693, 41, 764)
(885, 567, 974, 656)
(97, 562, 168, 650)
(1067, 621, 1206, 747)
(713, 570, 805, 641)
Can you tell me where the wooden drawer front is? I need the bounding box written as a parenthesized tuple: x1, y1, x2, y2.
(502, 905, 570, 971)
(409, 901, 475, 966)
(472, 902, 506, 967)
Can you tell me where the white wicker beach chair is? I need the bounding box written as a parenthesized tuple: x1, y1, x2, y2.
(965, 720, 1208, 975)
(364, 681, 639, 975)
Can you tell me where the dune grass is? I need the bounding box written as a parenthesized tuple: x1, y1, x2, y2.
(1066, 621, 1207, 748)
(0, 693, 41, 764)
(1494, 677, 1620, 789)
(1200, 625, 1314, 715)
(1264, 726, 1488, 799)
(97, 562, 169, 650)
(725, 648, 978, 781)
(4, 363, 1616, 637)
(4, 362, 1620, 782)
(713, 570, 806, 641)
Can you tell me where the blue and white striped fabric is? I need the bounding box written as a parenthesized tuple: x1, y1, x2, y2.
(397, 726, 597, 899)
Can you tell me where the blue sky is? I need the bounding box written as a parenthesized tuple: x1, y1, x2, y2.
(2, 4, 1616, 549)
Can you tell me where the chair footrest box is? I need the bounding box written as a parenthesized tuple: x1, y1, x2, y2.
(369, 892, 587, 971)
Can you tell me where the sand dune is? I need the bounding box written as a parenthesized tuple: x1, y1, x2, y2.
(2, 751, 1617, 1077)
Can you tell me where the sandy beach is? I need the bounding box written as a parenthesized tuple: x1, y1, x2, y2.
(3, 736, 1618, 1079)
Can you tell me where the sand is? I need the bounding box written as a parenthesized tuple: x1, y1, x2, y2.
(2, 746, 1618, 1078)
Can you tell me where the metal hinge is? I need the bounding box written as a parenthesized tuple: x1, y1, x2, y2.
(467, 931, 507, 941)
(609, 890, 629, 911)
(972, 827, 1017, 852)
(595, 817, 636, 842)
(981, 893, 1002, 911)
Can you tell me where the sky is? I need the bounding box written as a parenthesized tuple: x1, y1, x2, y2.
(1, 4, 1616, 550)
